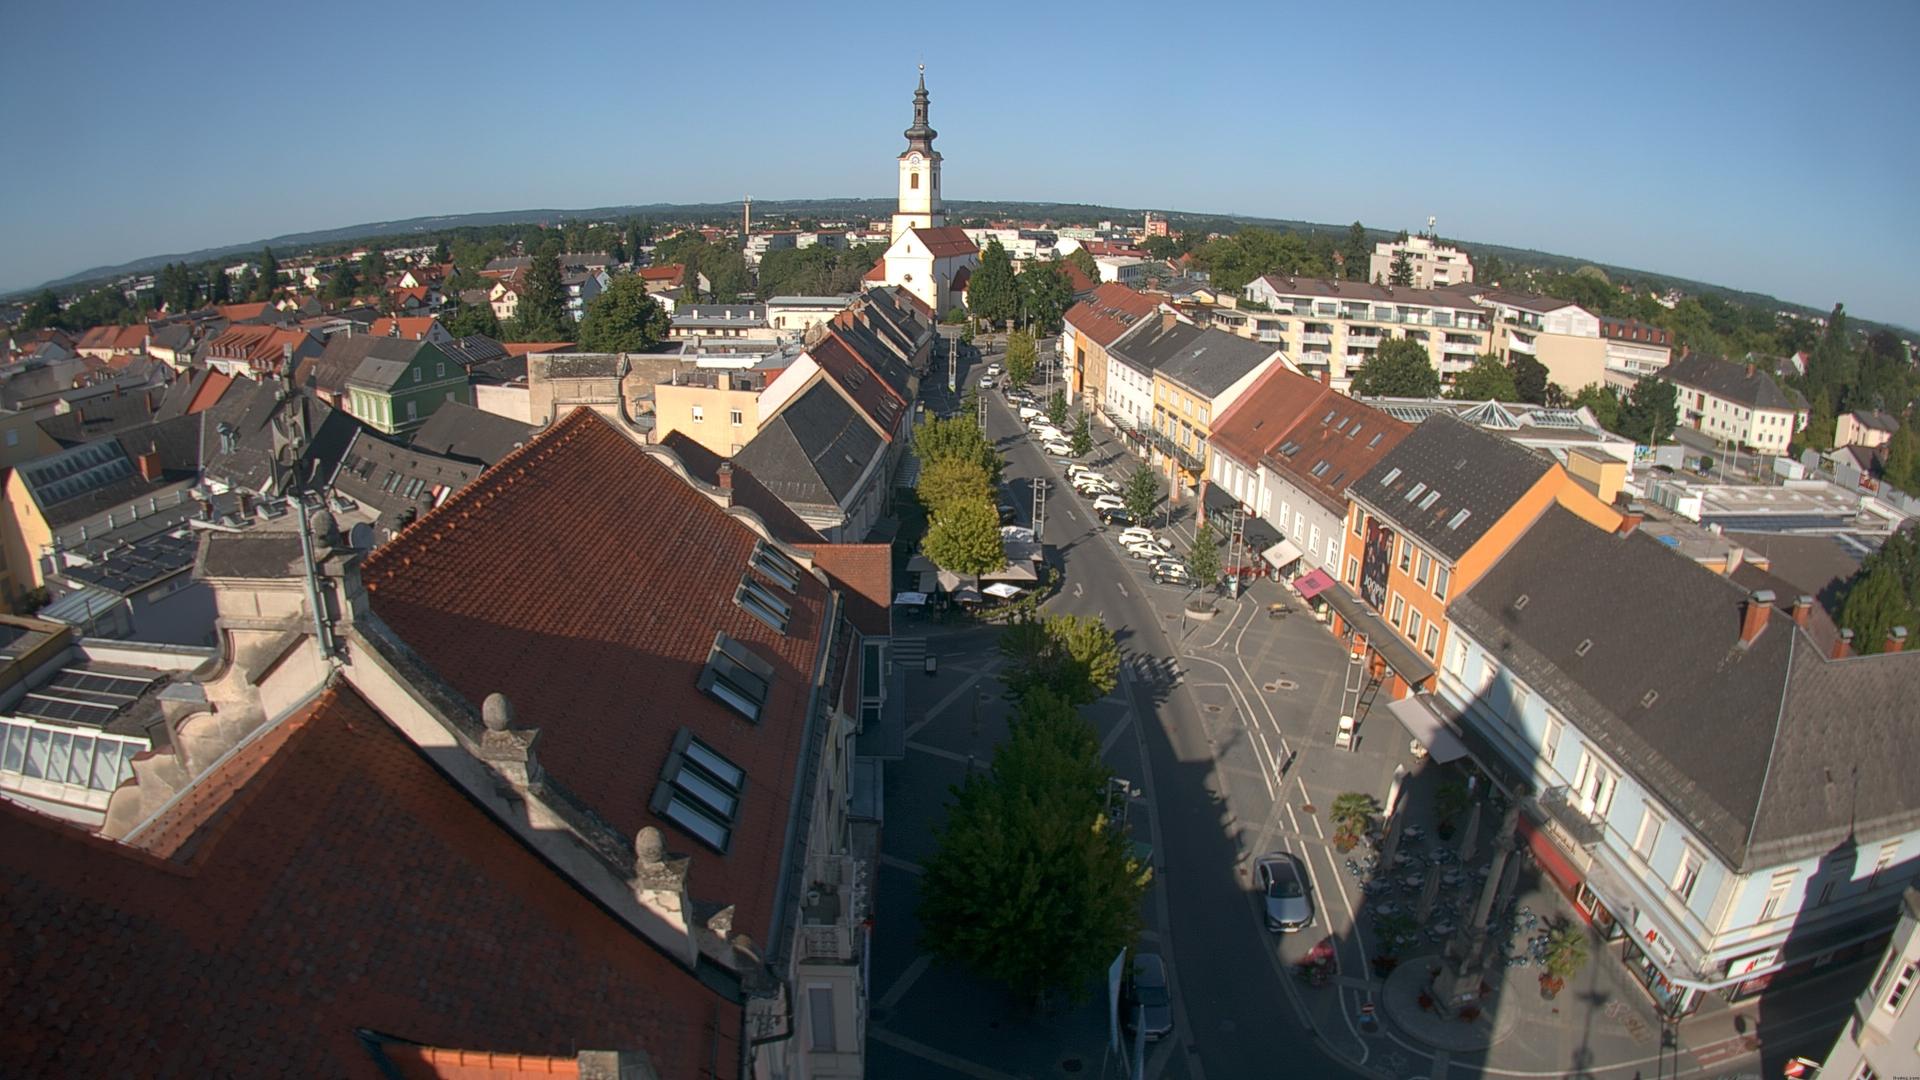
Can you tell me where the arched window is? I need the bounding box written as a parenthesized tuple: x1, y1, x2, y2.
(910, 172, 920, 190)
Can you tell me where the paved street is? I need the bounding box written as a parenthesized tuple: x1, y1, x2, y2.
(866, 352, 1855, 1080)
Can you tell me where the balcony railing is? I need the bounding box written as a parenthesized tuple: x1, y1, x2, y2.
(1301, 332, 1332, 346)
(1442, 340, 1481, 354)
(798, 854, 867, 964)
(1507, 335, 1537, 354)
(1257, 330, 1285, 343)
(1149, 430, 1204, 472)
(1538, 785, 1607, 849)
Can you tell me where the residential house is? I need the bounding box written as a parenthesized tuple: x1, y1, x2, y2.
(343, 338, 471, 436)
(1207, 366, 1411, 576)
(1105, 316, 1280, 496)
(1327, 413, 1622, 704)
(1435, 505, 1920, 1016)
(73, 323, 148, 362)
(1, 416, 201, 604)
(1477, 289, 1608, 394)
(487, 274, 523, 321)
(1062, 282, 1160, 420)
(326, 430, 480, 547)
(1368, 233, 1475, 289)
(150, 366, 235, 422)
(671, 304, 774, 342)
(563, 268, 611, 322)
(1838, 409, 1901, 450)
(653, 366, 778, 457)
(767, 295, 854, 334)
(1598, 316, 1673, 390)
(1819, 889, 1920, 1080)
(1666, 352, 1809, 456)
(640, 263, 709, 308)
(0, 411, 61, 467)
(1094, 255, 1152, 286)
(406, 401, 534, 468)
(144, 321, 198, 369)
(0, 355, 96, 411)
(36, 384, 170, 447)
(365, 316, 451, 344)
(198, 323, 323, 379)
(294, 328, 390, 411)
(198, 375, 360, 500)
(1242, 275, 1495, 390)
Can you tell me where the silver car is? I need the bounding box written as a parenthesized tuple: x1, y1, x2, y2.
(1256, 853, 1313, 933)
(1122, 951, 1174, 1042)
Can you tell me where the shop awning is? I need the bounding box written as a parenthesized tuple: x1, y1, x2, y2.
(1261, 539, 1303, 570)
(1319, 583, 1437, 686)
(1293, 567, 1336, 599)
(1385, 695, 1470, 763)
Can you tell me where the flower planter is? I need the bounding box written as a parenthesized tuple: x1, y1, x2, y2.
(1184, 601, 1218, 620)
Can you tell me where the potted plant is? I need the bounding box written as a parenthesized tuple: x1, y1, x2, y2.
(1538, 918, 1588, 999)
(1330, 792, 1379, 853)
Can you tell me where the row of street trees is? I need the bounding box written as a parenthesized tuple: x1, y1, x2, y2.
(916, 410, 1007, 576)
(920, 613, 1139, 1007)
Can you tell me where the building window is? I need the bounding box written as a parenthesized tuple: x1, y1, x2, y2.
(1673, 848, 1702, 902)
(1447, 638, 1468, 677)
(1873, 840, 1901, 886)
(1850, 1063, 1878, 1080)
(1543, 712, 1563, 765)
(1390, 594, 1406, 627)
(808, 985, 838, 1051)
(1353, 511, 1363, 537)
(730, 409, 743, 426)
(1435, 566, 1450, 600)
(698, 632, 774, 722)
(1398, 538, 1414, 572)
(412, 368, 421, 383)
(1759, 870, 1795, 923)
(436, 362, 445, 377)
(1347, 556, 1360, 584)
(1509, 684, 1529, 724)
(691, 405, 705, 423)
(1416, 552, 1431, 586)
(654, 730, 746, 852)
(1883, 962, 1917, 1015)
(1573, 748, 1619, 816)
(910, 172, 920, 190)
(1632, 803, 1665, 860)
(1423, 624, 1439, 658)
(405, 400, 418, 421)
(1407, 608, 1423, 643)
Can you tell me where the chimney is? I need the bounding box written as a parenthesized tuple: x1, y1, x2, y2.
(1745, 361, 1755, 378)
(1616, 510, 1643, 537)
(1831, 628, 1854, 659)
(1739, 589, 1775, 646)
(1318, 368, 1330, 388)
(1888, 627, 1909, 654)
(135, 450, 162, 482)
(716, 461, 734, 501)
(1791, 595, 1813, 628)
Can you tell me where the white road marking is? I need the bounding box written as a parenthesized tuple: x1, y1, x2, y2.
(1073, 582, 1084, 597)
(1116, 582, 1128, 597)
(1296, 777, 1325, 839)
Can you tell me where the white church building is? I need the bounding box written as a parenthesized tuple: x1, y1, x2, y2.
(864, 69, 977, 318)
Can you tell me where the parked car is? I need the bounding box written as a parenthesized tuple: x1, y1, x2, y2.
(1122, 952, 1174, 1042)
(1126, 541, 1172, 561)
(1255, 852, 1314, 933)
(1097, 507, 1135, 527)
(1150, 561, 1194, 587)
(1018, 405, 1043, 420)
(1042, 439, 1074, 456)
(987, 362, 1003, 376)
(1091, 494, 1128, 512)
(1118, 527, 1160, 546)
(979, 375, 996, 389)
(1006, 390, 1035, 406)
(997, 503, 1018, 524)
(1073, 476, 1118, 495)
(1064, 462, 1100, 480)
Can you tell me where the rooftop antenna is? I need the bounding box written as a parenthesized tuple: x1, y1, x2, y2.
(743, 195, 752, 237)
(1426, 215, 1437, 239)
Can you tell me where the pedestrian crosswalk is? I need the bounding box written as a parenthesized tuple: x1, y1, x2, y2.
(892, 637, 927, 666)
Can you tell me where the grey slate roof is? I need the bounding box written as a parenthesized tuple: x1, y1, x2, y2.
(300, 332, 389, 397)
(37, 385, 171, 446)
(1350, 412, 1552, 562)
(15, 415, 201, 530)
(1665, 353, 1810, 413)
(199, 378, 361, 495)
(734, 381, 882, 512)
(1450, 505, 1920, 870)
(345, 338, 443, 393)
(197, 530, 306, 579)
(408, 402, 533, 468)
(329, 431, 480, 539)
(1106, 320, 1276, 399)
(656, 431, 825, 546)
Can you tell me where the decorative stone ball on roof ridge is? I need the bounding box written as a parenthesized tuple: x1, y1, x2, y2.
(635, 825, 666, 865)
(481, 692, 515, 732)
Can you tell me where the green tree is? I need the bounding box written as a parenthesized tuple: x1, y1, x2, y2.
(1389, 249, 1413, 287)
(1341, 222, 1370, 281)
(1186, 521, 1222, 590)
(925, 498, 1007, 577)
(1046, 389, 1069, 428)
(1511, 351, 1552, 405)
(513, 254, 570, 341)
(325, 263, 361, 301)
(1065, 246, 1100, 284)
(1020, 261, 1075, 333)
(1571, 383, 1621, 431)
(208, 267, 231, 304)
(1329, 792, 1379, 851)
(1005, 330, 1038, 387)
(1124, 464, 1161, 522)
(18, 289, 62, 331)
(1883, 421, 1920, 494)
(917, 457, 993, 517)
(577, 273, 670, 352)
(234, 269, 258, 303)
(1070, 412, 1093, 457)
(918, 686, 1142, 1007)
(915, 413, 1001, 483)
(1839, 528, 1920, 653)
(432, 238, 451, 264)
(1798, 390, 1837, 454)
(1000, 614, 1121, 705)
(1349, 337, 1440, 398)
(1448, 354, 1518, 402)
(1141, 236, 1178, 261)
(1617, 376, 1679, 446)
(361, 248, 388, 284)
(968, 238, 1019, 328)
(254, 247, 280, 301)
(442, 298, 501, 339)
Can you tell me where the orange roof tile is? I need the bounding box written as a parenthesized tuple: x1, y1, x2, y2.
(1064, 282, 1158, 348)
(908, 226, 977, 259)
(382, 1044, 581, 1079)
(0, 685, 739, 1078)
(1210, 365, 1412, 514)
(213, 301, 271, 321)
(368, 316, 439, 340)
(638, 264, 686, 285)
(809, 544, 892, 637)
(185, 369, 237, 414)
(361, 409, 839, 944)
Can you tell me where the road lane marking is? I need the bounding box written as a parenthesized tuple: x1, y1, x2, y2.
(868, 1029, 1021, 1080)
(1098, 714, 1134, 759)
(906, 740, 974, 764)
(877, 954, 933, 1009)
(1117, 582, 1128, 597)
(1074, 582, 1084, 597)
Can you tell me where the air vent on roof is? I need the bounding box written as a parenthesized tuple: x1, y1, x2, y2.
(1574, 638, 1593, 657)
(1381, 466, 1400, 485)
(1640, 690, 1659, 709)
(1513, 594, 1530, 611)
(1405, 482, 1427, 502)
(1447, 509, 1471, 529)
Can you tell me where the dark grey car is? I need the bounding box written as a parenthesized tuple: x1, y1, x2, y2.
(1122, 951, 1174, 1042)
(1256, 852, 1314, 933)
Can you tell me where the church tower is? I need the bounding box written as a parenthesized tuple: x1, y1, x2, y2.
(891, 66, 944, 243)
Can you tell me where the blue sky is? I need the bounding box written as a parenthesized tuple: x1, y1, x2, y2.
(2, 0, 1916, 329)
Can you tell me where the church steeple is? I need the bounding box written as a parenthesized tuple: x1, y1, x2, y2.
(903, 64, 937, 152)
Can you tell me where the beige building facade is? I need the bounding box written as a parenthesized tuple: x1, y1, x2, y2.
(1478, 290, 1608, 393)
(650, 369, 769, 456)
(1367, 233, 1475, 288)
(1239, 276, 1493, 393)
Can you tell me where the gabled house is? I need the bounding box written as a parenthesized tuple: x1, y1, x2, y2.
(198, 375, 360, 500)
(197, 323, 323, 378)
(1063, 282, 1161, 416)
(1137, 322, 1284, 493)
(1666, 352, 1810, 456)
(326, 429, 480, 547)
(343, 338, 470, 436)
(406, 400, 534, 468)
(36, 384, 170, 447)
(364, 316, 451, 344)
(736, 380, 890, 542)
(73, 323, 148, 362)
(564, 268, 611, 322)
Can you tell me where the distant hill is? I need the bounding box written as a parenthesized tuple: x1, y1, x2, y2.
(11, 197, 1906, 336)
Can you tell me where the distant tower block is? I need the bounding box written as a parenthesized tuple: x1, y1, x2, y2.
(744, 196, 752, 236)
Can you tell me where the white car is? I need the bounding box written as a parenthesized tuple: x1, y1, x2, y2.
(1118, 527, 1160, 546)
(1018, 406, 1043, 420)
(1126, 541, 1172, 561)
(1091, 494, 1128, 512)
(1030, 427, 1064, 444)
(979, 375, 995, 389)
(987, 362, 1003, 376)
(1042, 440, 1074, 456)
(1065, 463, 1101, 480)
(1075, 478, 1119, 496)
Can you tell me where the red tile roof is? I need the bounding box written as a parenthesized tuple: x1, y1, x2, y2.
(862, 257, 887, 283)
(185, 369, 237, 414)
(1209, 365, 1411, 514)
(1057, 260, 1096, 293)
(381, 1045, 581, 1079)
(213, 301, 271, 322)
(203, 324, 315, 370)
(639, 264, 686, 285)
(369, 316, 439, 340)
(806, 330, 907, 438)
(809, 544, 892, 637)
(908, 226, 978, 259)
(0, 685, 739, 1078)
(1063, 283, 1158, 348)
(362, 409, 835, 943)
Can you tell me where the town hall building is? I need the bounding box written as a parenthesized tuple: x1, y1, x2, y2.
(866, 68, 977, 318)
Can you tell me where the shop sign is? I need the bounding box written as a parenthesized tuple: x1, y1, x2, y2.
(1728, 950, 1778, 978)
(1632, 908, 1677, 966)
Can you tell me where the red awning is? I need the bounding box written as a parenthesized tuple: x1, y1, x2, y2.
(1517, 815, 1584, 897)
(1293, 568, 1336, 599)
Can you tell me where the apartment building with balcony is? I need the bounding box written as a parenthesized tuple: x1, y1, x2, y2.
(1477, 289, 1608, 393)
(1821, 889, 1920, 1080)
(1241, 276, 1492, 392)
(1666, 352, 1809, 456)
(1367, 233, 1475, 289)
(1435, 505, 1920, 1017)
(1598, 316, 1674, 391)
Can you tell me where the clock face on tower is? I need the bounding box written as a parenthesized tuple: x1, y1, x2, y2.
(907, 153, 923, 165)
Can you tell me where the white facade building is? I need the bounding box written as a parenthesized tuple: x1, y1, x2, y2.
(1368, 232, 1476, 288)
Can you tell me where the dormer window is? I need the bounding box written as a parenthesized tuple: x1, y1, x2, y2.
(653, 729, 745, 852)
(699, 632, 773, 722)
(737, 577, 792, 634)
(752, 540, 803, 592)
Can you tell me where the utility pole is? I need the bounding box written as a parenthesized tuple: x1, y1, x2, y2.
(1032, 478, 1048, 543)
(947, 333, 957, 393)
